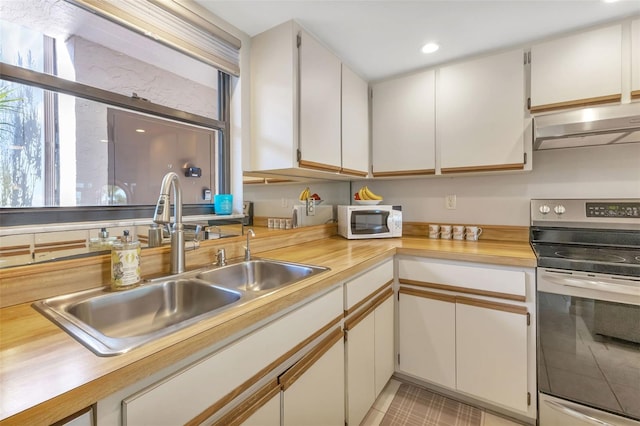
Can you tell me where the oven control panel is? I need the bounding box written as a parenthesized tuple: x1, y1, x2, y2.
(586, 202, 640, 218)
(531, 199, 640, 228)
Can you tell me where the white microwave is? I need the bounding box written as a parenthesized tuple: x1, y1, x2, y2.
(338, 205, 402, 239)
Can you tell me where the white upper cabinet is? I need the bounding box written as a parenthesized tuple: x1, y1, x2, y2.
(632, 19, 640, 100)
(437, 49, 529, 173)
(341, 64, 369, 177)
(371, 69, 436, 177)
(530, 24, 622, 113)
(298, 30, 342, 172)
(249, 20, 370, 180)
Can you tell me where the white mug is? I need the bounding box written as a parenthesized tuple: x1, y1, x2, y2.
(440, 225, 452, 240)
(428, 224, 440, 239)
(453, 225, 465, 240)
(465, 226, 483, 241)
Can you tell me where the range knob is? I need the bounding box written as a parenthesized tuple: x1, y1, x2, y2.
(554, 205, 566, 215)
(539, 205, 551, 215)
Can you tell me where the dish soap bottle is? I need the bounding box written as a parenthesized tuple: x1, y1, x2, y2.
(89, 227, 117, 251)
(111, 230, 141, 290)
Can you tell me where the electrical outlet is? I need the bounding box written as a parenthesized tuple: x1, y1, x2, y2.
(446, 195, 457, 210)
(281, 198, 288, 208)
(306, 198, 315, 216)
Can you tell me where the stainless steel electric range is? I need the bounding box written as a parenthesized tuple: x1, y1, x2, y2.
(530, 199, 640, 426)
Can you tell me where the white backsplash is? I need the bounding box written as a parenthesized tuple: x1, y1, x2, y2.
(244, 143, 640, 226)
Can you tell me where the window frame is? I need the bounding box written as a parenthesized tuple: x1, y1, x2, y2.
(0, 62, 232, 226)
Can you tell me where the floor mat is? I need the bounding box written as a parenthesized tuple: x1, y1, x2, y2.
(380, 383, 483, 426)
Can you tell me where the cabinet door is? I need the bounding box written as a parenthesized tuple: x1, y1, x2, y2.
(398, 288, 456, 388)
(282, 333, 345, 426)
(632, 20, 640, 100)
(346, 313, 376, 426)
(371, 69, 436, 177)
(374, 295, 394, 397)
(242, 393, 280, 426)
(341, 64, 369, 177)
(530, 24, 622, 112)
(299, 30, 342, 172)
(456, 298, 529, 413)
(437, 49, 526, 173)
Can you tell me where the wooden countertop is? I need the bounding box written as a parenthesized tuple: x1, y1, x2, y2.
(0, 236, 535, 425)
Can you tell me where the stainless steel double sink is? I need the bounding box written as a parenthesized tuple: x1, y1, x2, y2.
(33, 259, 329, 356)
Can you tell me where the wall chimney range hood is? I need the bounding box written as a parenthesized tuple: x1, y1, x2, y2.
(533, 103, 640, 150)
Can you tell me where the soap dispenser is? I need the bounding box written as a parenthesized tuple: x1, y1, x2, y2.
(111, 230, 141, 290)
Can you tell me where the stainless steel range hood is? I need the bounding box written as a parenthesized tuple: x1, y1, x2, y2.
(533, 103, 640, 150)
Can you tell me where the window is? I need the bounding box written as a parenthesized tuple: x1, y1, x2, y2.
(0, 0, 238, 215)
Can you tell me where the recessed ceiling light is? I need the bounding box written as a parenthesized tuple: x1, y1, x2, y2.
(602, 0, 619, 3)
(135, 128, 146, 133)
(421, 42, 440, 54)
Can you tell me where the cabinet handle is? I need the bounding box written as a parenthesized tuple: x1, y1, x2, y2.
(399, 286, 456, 303)
(398, 278, 525, 302)
(544, 399, 614, 426)
(530, 94, 621, 114)
(345, 280, 393, 317)
(456, 296, 527, 316)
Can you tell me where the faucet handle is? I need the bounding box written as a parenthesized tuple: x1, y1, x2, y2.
(216, 248, 227, 266)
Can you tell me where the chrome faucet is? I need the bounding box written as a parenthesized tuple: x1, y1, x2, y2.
(244, 228, 256, 261)
(153, 172, 185, 274)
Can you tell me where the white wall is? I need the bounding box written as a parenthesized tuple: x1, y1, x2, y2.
(244, 143, 640, 226)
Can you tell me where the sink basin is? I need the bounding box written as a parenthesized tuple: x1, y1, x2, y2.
(196, 259, 329, 292)
(33, 279, 242, 356)
(33, 259, 329, 356)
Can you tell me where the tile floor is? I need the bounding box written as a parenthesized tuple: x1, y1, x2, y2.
(361, 379, 525, 426)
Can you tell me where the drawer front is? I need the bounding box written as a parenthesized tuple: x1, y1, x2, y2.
(345, 259, 393, 311)
(398, 258, 526, 299)
(123, 286, 343, 426)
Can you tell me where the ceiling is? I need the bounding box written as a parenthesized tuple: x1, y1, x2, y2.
(196, 0, 640, 82)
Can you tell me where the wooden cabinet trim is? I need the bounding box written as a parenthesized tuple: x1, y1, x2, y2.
(372, 169, 435, 177)
(456, 295, 528, 316)
(51, 404, 95, 426)
(399, 278, 526, 302)
(632, 90, 640, 100)
(440, 163, 524, 174)
(186, 314, 342, 426)
(344, 286, 393, 331)
(340, 167, 368, 177)
(211, 378, 281, 426)
(530, 94, 622, 113)
(345, 279, 393, 317)
(399, 286, 456, 304)
(298, 159, 342, 173)
(279, 327, 344, 391)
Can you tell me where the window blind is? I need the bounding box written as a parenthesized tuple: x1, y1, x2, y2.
(66, 0, 241, 76)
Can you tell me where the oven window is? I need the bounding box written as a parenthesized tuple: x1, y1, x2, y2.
(538, 291, 640, 420)
(350, 210, 390, 234)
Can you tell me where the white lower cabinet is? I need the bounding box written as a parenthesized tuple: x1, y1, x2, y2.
(241, 393, 280, 426)
(397, 257, 536, 420)
(398, 289, 456, 388)
(119, 286, 343, 426)
(281, 330, 345, 426)
(456, 298, 529, 413)
(344, 259, 395, 425)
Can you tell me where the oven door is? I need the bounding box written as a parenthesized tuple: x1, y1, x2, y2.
(537, 268, 640, 424)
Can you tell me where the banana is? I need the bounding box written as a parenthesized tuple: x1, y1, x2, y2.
(364, 186, 383, 200)
(358, 187, 368, 200)
(299, 187, 310, 201)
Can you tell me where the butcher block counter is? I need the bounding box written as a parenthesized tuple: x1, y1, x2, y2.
(0, 230, 536, 425)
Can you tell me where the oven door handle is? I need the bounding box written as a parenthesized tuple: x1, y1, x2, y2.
(542, 274, 640, 298)
(545, 399, 614, 426)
